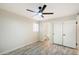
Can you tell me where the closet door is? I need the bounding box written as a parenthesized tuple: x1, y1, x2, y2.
(63, 21, 76, 48)
(54, 22, 63, 45)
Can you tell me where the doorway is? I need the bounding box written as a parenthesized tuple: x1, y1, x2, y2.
(53, 20, 77, 48)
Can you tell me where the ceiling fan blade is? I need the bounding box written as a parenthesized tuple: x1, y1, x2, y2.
(41, 5, 47, 12)
(26, 9, 35, 12)
(43, 13, 54, 15)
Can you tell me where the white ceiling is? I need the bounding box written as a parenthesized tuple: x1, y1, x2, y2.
(0, 3, 79, 20)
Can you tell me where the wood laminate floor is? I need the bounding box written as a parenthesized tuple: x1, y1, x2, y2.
(4, 40, 77, 55)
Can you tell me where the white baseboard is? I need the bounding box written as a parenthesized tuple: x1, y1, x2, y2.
(0, 40, 38, 55)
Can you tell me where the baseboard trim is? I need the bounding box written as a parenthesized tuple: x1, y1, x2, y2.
(0, 40, 38, 55)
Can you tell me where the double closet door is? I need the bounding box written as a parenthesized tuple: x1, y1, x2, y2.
(53, 20, 77, 48)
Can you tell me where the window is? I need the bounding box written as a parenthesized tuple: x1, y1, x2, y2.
(33, 23, 39, 32)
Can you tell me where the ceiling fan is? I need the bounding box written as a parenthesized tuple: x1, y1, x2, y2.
(26, 4, 54, 18)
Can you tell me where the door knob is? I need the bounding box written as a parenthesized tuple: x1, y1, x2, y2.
(63, 34, 66, 36)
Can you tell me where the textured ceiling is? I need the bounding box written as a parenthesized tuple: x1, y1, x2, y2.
(0, 3, 79, 20)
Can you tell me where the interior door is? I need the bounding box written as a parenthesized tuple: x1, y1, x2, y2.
(63, 21, 76, 48)
(54, 22, 63, 45)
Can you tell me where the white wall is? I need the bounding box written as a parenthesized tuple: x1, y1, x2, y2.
(0, 9, 39, 54)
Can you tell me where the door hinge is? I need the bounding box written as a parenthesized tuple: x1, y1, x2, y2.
(76, 21, 78, 24)
(76, 43, 78, 46)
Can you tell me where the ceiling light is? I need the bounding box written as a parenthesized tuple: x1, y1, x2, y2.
(38, 13, 42, 16)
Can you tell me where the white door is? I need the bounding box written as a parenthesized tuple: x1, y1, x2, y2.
(54, 22, 63, 45)
(63, 21, 76, 48)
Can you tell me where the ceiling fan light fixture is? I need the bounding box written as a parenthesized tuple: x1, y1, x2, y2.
(26, 4, 54, 18)
(38, 13, 42, 16)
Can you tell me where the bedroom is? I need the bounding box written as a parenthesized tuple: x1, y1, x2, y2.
(0, 3, 79, 55)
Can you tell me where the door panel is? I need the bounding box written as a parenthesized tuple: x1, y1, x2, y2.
(63, 21, 76, 48)
(54, 22, 63, 45)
